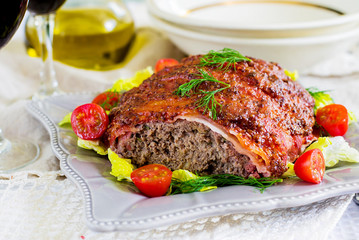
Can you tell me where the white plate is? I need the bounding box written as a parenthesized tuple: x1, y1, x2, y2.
(26, 92, 359, 232)
(150, 15, 359, 71)
(147, 0, 359, 38)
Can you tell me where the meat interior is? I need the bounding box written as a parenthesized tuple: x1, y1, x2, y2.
(103, 55, 316, 177)
(114, 120, 260, 178)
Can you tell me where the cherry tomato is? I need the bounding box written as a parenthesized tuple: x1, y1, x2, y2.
(154, 58, 179, 73)
(316, 104, 348, 136)
(131, 164, 172, 197)
(92, 91, 121, 111)
(71, 103, 109, 140)
(294, 148, 325, 184)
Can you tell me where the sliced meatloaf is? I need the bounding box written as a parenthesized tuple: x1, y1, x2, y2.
(102, 54, 316, 177)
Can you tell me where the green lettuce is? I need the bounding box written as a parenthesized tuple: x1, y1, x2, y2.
(306, 88, 334, 113)
(110, 66, 153, 92)
(172, 169, 198, 181)
(284, 69, 298, 81)
(306, 137, 359, 167)
(349, 111, 358, 124)
(108, 149, 135, 181)
(306, 87, 357, 124)
(77, 138, 108, 155)
(282, 162, 295, 178)
(58, 112, 72, 127)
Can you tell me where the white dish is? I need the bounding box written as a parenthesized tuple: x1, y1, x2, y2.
(26, 92, 359, 232)
(150, 15, 359, 71)
(147, 0, 359, 38)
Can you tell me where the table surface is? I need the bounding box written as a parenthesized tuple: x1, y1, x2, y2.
(1, 0, 359, 239)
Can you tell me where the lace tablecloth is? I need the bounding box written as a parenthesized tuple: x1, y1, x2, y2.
(0, 175, 354, 240)
(1, 1, 359, 239)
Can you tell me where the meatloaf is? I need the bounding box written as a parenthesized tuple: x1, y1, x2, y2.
(103, 55, 316, 178)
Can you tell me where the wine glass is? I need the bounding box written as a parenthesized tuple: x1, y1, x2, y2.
(27, 0, 67, 98)
(0, 0, 40, 173)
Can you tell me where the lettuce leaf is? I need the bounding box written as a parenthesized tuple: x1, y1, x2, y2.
(58, 112, 72, 127)
(281, 162, 295, 178)
(172, 169, 198, 181)
(349, 111, 358, 124)
(305, 136, 359, 167)
(284, 69, 298, 81)
(108, 149, 135, 181)
(110, 66, 153, 92)
(306, 88, 357, 124)
(306, 88, 334, 113)
(77, 138, 108, 155)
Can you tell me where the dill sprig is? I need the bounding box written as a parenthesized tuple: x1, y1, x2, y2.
(175, 69, 230, 120)
(170, 174, 283, 195)
(175, 69, 228, 96)
(196, 87, 228, 120)
(200, 48, 251, 71)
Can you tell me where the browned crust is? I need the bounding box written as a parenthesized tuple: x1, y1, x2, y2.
(104, 55, 315, 177)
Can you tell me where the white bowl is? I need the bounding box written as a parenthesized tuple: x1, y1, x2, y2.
(147, 0, 359, 38)
(150, 15, 359, 71)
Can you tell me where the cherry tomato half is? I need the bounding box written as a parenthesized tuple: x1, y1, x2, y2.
(316, 104, 349, 136)
(294, 148, 325, 184)
(71, 103, 109, 140)
(92, 91, 121, 111)
(131, 164, 172, 197)
(154, 58, 179, 73)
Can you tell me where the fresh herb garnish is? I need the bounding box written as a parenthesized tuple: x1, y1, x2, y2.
(175, 69, 225, 96)
(306, 87, 334, 136)
(174, 48, 251, 119)
(200, 48, 251, 71)
(170, 174, 283, 194)
(196, 87, 228, 120)
(175, 69, 230, 120)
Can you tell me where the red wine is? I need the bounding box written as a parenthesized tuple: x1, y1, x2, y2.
(28, 0, 66, 15)
(0, 0, 28, 48)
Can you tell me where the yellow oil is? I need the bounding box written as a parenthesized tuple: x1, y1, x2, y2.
(25, 8, 134, 70)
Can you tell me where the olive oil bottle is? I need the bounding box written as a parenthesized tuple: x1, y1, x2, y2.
(25, 0, 134, 70)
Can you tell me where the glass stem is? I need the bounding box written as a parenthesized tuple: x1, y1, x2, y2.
(34, 13, 58, 98)
(0, 129, 11, 155)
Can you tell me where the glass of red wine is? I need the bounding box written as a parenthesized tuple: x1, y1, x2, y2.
(0, 0, 40, 172)
(27, 0, 67, 98)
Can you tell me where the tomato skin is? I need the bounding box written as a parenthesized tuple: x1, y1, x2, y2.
(131, 164, 172, 197)
(294, 148, 325, 184)
(71, 103, 109, 140)
(92, 91, 121, 111)
(154, 58, 179, 73)
(316, 104, 349, 136)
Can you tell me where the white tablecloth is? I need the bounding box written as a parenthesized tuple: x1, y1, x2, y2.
(1, 1, 359, 239)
